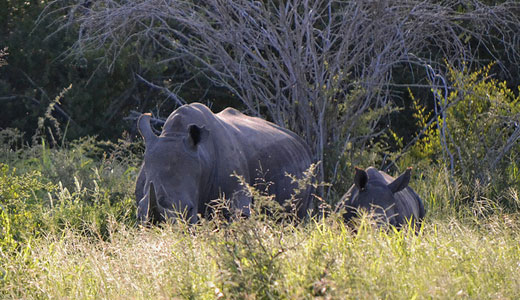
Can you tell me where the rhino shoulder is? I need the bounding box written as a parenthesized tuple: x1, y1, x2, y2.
(173, 102, 215, 119)
(163, 103, 217, 133)
(221, 107, 242, 115)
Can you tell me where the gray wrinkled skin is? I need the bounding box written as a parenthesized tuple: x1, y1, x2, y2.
(337, 167, 425, 228)
(135, 103, 314, 224)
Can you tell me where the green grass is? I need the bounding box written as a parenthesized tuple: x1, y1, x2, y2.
(1, 133, 520, 299)
(2, 216, 520, 299)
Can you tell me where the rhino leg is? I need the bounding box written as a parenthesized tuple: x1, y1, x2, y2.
(137, 195, 150, 224)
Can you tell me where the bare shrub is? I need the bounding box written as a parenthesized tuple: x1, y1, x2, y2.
(41, 0, 520, 192)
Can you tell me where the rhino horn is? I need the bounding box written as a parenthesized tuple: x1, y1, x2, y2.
(138, 113, 157, 146)
(149, 181, 160, 221)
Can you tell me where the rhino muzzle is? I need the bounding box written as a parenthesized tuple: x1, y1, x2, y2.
(138, 182, 198, 224)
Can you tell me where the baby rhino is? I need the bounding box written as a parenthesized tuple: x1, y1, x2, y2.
(337, 167, 425, 229)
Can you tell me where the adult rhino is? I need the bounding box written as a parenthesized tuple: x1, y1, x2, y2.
(337, 167, 425, 229)
(135, 103, 314, 224)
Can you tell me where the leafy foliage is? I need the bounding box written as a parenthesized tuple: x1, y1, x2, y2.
(442, 64, 520, 185)
(0, 130, 139, 259)
(0, 164, 55, 251)
(398, 64, 520, 208)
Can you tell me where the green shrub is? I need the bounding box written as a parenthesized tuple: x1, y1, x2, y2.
(443, 64, 520, 186)
(399, 63, 520, 209)
(0, 163, 56, 252)
(0, 130, 140, 254)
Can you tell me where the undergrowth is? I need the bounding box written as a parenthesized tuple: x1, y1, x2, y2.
(1, 128, 520, 299)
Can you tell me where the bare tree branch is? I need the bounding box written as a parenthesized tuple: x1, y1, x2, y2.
(41, 0, 520, 195)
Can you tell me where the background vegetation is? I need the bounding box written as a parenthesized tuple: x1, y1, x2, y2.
(2, 0, 520, 298)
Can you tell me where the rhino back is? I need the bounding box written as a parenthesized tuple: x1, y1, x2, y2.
(216, 107, 313, 212)
(393, 188, 424, 222)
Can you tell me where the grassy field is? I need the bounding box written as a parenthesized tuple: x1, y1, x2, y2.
(1, 133, 520, 299)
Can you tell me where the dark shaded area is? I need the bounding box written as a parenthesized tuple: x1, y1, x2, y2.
(0, 1, 244, 143)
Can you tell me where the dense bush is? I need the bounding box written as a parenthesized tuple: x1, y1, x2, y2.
(0, 163, 55, 251)
(394, 64, 520, 209)
(0, 131, 139, 255)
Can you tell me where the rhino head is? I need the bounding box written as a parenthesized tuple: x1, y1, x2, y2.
(344, 167, 411, 226)
(136, 113, 208, 224)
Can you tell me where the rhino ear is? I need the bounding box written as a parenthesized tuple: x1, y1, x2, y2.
(186, 124, 209, 149)
(388, 167, 412, 193)
(354, 167, 368, 191)
(138, 113, 158, 146)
